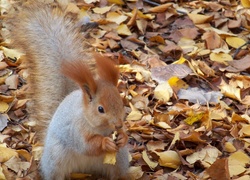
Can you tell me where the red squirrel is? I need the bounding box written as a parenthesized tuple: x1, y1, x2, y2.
(6, 1, 129, 179)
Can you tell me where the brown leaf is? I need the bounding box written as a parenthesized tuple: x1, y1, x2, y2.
(206, 158, 229, 180)
(202, 31, 222, 50)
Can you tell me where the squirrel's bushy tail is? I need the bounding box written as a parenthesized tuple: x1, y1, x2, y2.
(6, 2, 93, 142)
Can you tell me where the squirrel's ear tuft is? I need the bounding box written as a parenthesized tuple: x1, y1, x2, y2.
(93, 53, 119, 86)
(61, 60, 97, 99)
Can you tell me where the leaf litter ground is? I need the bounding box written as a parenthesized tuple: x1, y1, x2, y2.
(0, 0, 250, 179)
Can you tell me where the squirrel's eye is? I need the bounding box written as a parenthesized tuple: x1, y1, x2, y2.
(98, 106, 105, 113)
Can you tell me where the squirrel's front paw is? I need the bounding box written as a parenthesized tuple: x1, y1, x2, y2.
(102, 137, 118, 152)
(116, 131, 128, 148)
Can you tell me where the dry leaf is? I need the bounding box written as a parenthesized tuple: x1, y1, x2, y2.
(155, 151, 181, 169)
(210, 52, 233, 63)
(226, 37, 246, 49)
(178, 87, 222, 105)
(241, 0, 250, 7)
(92, 6, 112, 14)
(128, 166, 144, 179)
(0, 147, 18, 163)
(186, 146, 221, 165)
(0, 101, 9, 113)
(149, 3, 172, 13)
(206, 158, 229, 180)
(103, 131, 117, 165)
(117, 24, 132, 36)
(0, 114, 8, 131)
(108, 0, 125, 5)
(142, 150, 158, 170)
(4, 156, 30, 173)
(228, 151, 250, 177)
(154, 81, 173, 103)
(106, 12, 128, 24)
(188, 13, 213, 24)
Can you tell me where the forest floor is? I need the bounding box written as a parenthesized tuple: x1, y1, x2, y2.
(0, 0, 250, 179)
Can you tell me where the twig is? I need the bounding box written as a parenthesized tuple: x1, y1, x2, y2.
(233, 40, 250, 58)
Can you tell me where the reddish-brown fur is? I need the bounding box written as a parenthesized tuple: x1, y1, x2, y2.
(94, 53, 119, 86)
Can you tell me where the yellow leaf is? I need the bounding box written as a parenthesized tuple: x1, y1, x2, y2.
(226, 37, 246, 49)
(210, 52, 233, 63)
(103, 152, 117, 165)
(149, 3, 172, 13)
(224, 142, 236, 153)
(228, 164, 246, 177)
(173, 56, 187, 64)
(103, 131, 117, 165)
(168, 76, 189, 90)
(128, 166, 143, 179)
(219, 80, 241, 101)
(239, 124, 250, 137)
(117, 24, 132, 36)
(108, 0, 125, 5)
(135, 72, 144, 82)
(1, 47, 24, 60)
(155, 122, 171, 129)
(142, 150, 158, 170)
(137, 10, 155, 20)
(126, 103, 142, 121)
(0, 147, 18, 163)
(106, 12, 128, 24)
(92, 6, 112, 14)
(154, 81, 173, 103)
(184, 113, 204, 125)
(188, 13, 213, 24)
(228, 150, 250, 166)
(0, 166, 6, 180)
(155, 150, 181, 169)
(0, 101, 9, 113)
(241, 0, 250, 7)
(119, 64, 133, 73)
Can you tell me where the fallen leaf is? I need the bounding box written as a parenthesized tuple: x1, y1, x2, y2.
(154, 81, 173, 103)
(202, 31, 222, 50)
(106, 12, 128, 24)
(117, 24, 132, 36)
(155, 150, 181, 169)
(142, 150, 158, 170)
(151, 64, 192, 83)
(241, 0, 250, 7)
(4, 156, 30, 173)
(210, 52, 233, 63)
(178, 87, 222, 105)
(149, 3, 172, 13)
(92, 6, 112, 14)
(226, 37, 246, 49)
(188, 13, 213, 24)
(206, 158, 229, 180)
(0, 101, 9, 113)
(108, 0, 125, 5)
(0, 114, 8, 131)
(0, 147, 18, 163)
(128, 166, 144, 179)
(186, 146, 221, 165)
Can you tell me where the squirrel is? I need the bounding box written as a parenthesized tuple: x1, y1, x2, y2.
(6, 1, 129, 179)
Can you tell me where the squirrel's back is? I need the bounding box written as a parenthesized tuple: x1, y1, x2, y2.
(6, 2, 94, 141)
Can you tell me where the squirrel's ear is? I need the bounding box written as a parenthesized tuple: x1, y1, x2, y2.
(93, 53, 119, 86)
(61, 60, 97, 100)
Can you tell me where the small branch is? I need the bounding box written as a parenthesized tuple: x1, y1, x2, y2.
(233, 40, 250, 59)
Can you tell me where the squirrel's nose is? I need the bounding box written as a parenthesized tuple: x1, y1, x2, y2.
(115, 119, 123, 129)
